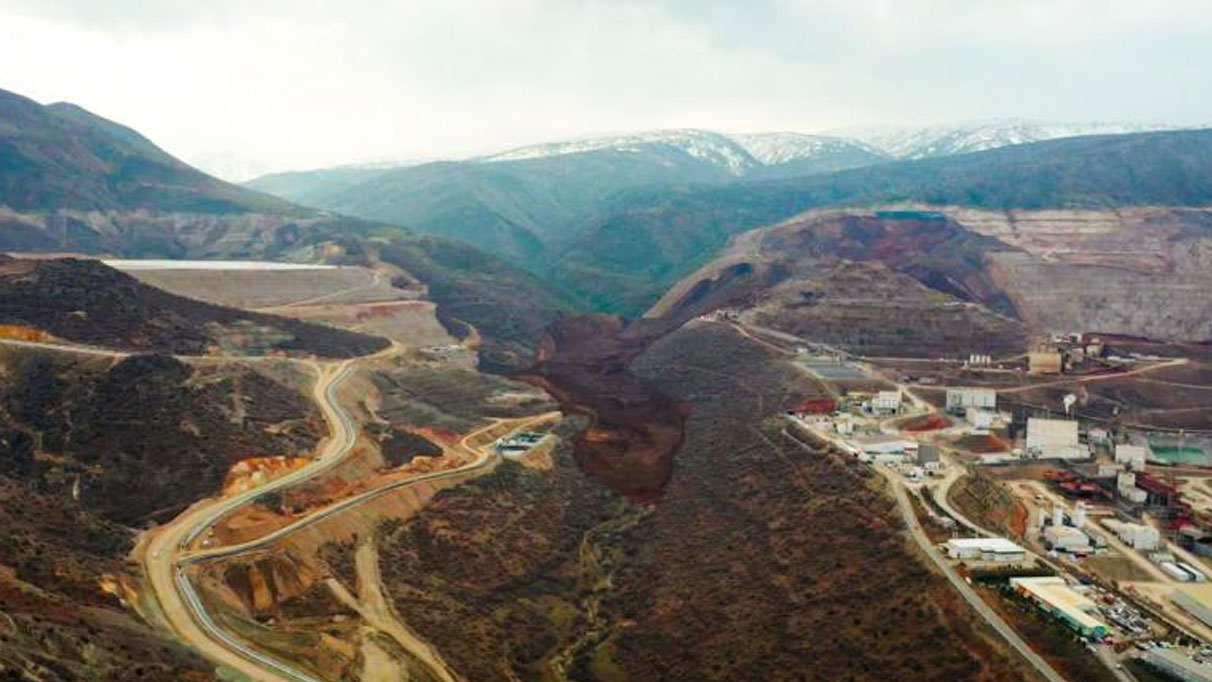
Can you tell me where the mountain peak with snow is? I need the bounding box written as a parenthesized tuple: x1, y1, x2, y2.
(831, 119, 1192, 159)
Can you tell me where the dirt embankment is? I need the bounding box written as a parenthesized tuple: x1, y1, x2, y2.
(518, 314, 687, 502)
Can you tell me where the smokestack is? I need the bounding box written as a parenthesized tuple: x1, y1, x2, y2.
(1053, 504, 1065, 527)
(1035, 506, 1047, 531)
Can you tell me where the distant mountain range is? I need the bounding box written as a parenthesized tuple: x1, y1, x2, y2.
(4, 82, 1212, 340)
(243, 120, 1212, 312)
(831, 120, 1190, 159)
(552, 127, 1212, 314)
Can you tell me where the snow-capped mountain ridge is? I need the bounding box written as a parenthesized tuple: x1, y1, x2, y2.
(728, 131, 886, 165)
(472, 120, 1198, 173)
(480, 129, 758, 175)
(478, 128, 891, 176)
(833, 119, 1191, 159)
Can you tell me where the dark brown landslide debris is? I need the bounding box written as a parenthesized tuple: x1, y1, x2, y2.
(520, 313, 687, 502)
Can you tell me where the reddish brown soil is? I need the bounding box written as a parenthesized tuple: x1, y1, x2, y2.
(518, 314, 687, 501)
(903, 414, 952, 432)
(954, 433, 1011, 453)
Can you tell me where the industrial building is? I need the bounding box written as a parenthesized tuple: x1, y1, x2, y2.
(1141, 648, 1212, 682)
(945, 388, 997, 413)
(870, 390, 902, 414)
(495, 432, 546, 457)
(1026, 418, 1088, 459)
(1088, 427, 1111, 446)
(1172, 584, 1212, 630)
(1118, 471, 1149, 504)
(916, 443, 939, 465)
(1029, 350, 1063, 375)
(1101, 519, 1161, 550)
(944, 537, 1028, 562)
(966, 409, 995, 430)
(850, 434, 917, 464)
(1045, 525, 1092, 552)
(1115, 444, 1148, 470)
(1009, 576, 1108, 639)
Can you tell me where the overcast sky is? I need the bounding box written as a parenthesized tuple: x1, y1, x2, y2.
(1, 0, 1208, 180)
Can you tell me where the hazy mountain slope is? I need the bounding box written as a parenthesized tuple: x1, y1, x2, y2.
(243, 130, 888, 264)
(0, 85, 580, 364)
(241, 164, 393, 206)
(552, 127, 1212, 315)
(0, 87, 296, 214)
(250, 145, 744, 263)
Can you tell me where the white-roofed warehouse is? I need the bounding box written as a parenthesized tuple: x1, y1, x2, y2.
(944, 537, 1028, 562)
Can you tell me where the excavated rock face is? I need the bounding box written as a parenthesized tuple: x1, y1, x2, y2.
(222, 555, 322, 617)
(953, 207, 1212, 341)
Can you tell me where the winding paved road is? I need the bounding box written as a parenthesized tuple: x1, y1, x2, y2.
(141, 339, 559, 682)
(143, 360, 358, 682)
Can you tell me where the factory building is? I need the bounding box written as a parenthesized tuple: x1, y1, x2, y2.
(1114, 444, 1148, 470)
(850, 435, 917, 464)
(1172, 584, 1212, 630)
(1100, 519, 1161, 550)
(1009, 576, 1108, 639)
(966, 409, 995, 430)
(1142, 648, 1212, 682)
(1045, 525, 1092, 552)
(870, 390, 902, 414)
(1088, 427, 1111, 446)
(944, 537, 1028, 562)
(1117, 471, 1149, 504)
(945, 388, 997, 413)
(1026, 418, 1088, 460)
(1029, 350, 1063, 375)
